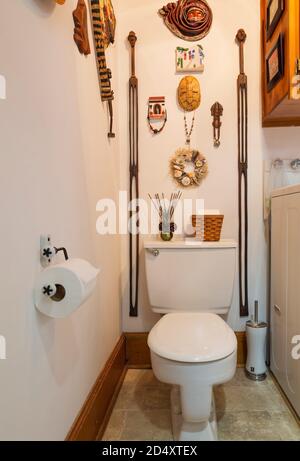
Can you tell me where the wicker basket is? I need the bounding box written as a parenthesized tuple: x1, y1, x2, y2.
(192, 215, 224, 242)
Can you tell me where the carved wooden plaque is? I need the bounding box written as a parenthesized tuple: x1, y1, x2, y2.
(159, 0, 213, 41)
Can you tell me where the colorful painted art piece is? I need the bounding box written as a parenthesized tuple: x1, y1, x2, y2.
(147, 97, 167, 134)
(159, 0, 213, 41)
(176, 45, 204, 72)
(148, 97, 166, 120)
(99, 0, 116, 48)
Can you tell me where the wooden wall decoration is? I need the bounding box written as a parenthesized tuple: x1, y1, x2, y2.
(159, 0, 213, 41)
(211, 102, 223, 147)
(147, 97, 167, 134)
(98, 0, 116, 48)
(178, 76, 201, 112)
(236, 29, 249, 318)
(73, 0, 91, 56)
(89, 0, 116, 138)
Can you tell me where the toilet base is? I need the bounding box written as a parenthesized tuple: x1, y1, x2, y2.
(170, 386, 218, 441)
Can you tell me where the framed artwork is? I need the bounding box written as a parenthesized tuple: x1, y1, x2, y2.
(266, 0, 285, 41)
(266, 34, 284, 92)
(176, 45, 205, 73)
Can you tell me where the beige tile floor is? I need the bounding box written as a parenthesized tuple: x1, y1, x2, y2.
(102, 368, 300, 441)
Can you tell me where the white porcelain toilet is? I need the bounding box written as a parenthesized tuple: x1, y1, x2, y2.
(144, 240, 238, 441)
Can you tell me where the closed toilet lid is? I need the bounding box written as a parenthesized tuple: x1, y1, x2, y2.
(148, 313, 237, 363)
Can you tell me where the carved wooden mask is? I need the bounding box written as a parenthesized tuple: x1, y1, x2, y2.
(159, 0, 213, 41)
(73, 0, 91, 56)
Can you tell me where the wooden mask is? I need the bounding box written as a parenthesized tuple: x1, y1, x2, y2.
(178, 76, 201, 112)
(159, 0, 213, 41)
(73, 0, 91, 56)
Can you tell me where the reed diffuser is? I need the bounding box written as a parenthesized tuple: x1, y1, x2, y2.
(148, 192, 182, 241)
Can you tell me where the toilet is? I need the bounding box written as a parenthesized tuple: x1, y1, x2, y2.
(144, 239, 238, 441)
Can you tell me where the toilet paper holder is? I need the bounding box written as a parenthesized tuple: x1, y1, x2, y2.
(41, 235, 69, 265)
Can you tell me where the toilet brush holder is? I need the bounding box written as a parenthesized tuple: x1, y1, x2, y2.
(246, 301, 268, 381)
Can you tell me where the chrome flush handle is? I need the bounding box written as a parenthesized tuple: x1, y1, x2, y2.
(149, 249, 160, 257)
(274, 304, 281, 314)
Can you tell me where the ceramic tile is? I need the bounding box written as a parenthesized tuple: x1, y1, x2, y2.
(214, 382, 288, 414)
(102, 410, 126, 441)
(142, 386, 171, 410)
(217, 410, 300, 441)
(119, 410, 173, 441)
(114, 385, 145, 411)
(103, 369, 300, 441)
(114, 384, 170, 412)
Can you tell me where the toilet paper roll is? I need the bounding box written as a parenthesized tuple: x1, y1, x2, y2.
(34, 259, 100, 318)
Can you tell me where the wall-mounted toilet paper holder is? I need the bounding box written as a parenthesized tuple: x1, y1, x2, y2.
(41, 235, 69, 265)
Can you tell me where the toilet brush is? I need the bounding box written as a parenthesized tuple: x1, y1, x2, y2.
(246, 301, 268, 381)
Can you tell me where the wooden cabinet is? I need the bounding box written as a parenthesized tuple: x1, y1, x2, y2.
(271, 185, 300, 418)
(261, 0, 300, 127)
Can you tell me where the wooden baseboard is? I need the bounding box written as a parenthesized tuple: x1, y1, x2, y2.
(125, 332, 152, 369)
(235, 331, 247, 367)
(125, 331, 247, 368)
(66, 334, 127, 441)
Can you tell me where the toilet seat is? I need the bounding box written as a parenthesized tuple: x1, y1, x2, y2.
(148, 312, 237, 363)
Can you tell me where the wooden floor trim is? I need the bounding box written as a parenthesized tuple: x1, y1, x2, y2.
(66, 334, 127, 441)
(125, 331, 247, 369)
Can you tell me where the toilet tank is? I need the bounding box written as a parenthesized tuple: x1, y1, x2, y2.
(144, 240, 237, 315)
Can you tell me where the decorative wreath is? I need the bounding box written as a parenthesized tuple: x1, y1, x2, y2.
(171, 148, 208, 187)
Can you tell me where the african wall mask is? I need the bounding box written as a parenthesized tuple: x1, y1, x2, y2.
(73, 0, 91, 55)
(159, 0, 213, 41)
(99, 0, 116, 48)
(178, 76, 201, 112)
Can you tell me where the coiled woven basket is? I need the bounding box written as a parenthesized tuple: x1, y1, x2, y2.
(192, 215, 224, 242)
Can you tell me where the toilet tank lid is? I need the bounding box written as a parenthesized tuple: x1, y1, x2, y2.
(144, 239, 237, 250)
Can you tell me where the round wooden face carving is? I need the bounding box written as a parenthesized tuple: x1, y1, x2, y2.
(159, 0, 213, 41)
(178, 76, 201, 112)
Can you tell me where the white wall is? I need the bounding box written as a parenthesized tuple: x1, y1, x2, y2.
(0, 0, 121, 440)
(116, 0, 300, 333)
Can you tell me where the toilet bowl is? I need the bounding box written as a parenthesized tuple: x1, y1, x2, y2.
(148, 312, 237, 441)
(144, 239, 238, 441)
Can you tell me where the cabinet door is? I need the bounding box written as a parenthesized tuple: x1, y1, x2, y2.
(271, 195, 287, 388)
(284, 193, 300, 416)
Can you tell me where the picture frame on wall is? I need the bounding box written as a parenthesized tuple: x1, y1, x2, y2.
(266, 34, 284, 92)
(266, 0, 285, 41)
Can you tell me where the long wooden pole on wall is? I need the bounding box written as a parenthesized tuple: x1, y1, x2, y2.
(236, 29, 249, 318)
(128, 31, 139, 318)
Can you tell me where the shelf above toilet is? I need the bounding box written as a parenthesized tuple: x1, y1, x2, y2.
(144, 239, 237, 250)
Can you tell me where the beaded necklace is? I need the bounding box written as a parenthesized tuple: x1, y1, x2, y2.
(184, 111, 195, 145)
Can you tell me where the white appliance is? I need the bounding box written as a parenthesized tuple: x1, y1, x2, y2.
(271, 184, 300, 418)
(144, 239, 237, 441)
